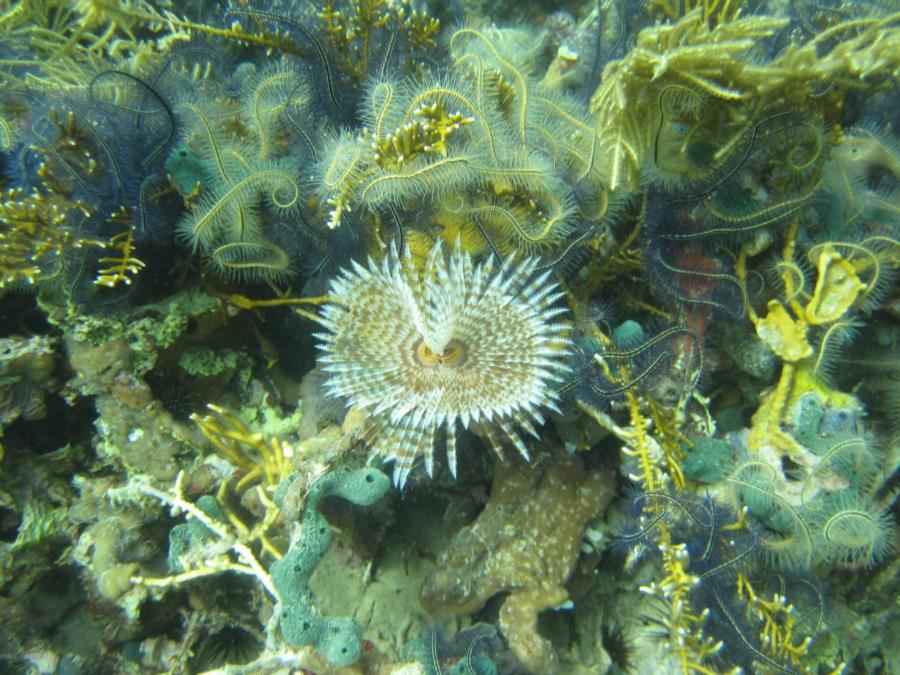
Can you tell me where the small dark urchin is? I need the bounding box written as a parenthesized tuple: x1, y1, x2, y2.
(315, 240, 571, 487)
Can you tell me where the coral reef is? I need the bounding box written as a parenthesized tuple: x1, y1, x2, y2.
(108, 463, 392, 670)
(0, 0, 897, 673)
(0, 335, 56, 436)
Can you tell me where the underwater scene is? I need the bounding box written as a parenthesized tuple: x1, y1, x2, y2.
(0, 0, 898, 673)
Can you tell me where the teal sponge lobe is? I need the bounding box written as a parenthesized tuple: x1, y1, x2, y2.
(316, 467, 392, 505)
(271, 467, 390, 665)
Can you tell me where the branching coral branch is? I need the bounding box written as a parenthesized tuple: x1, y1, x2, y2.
(590, 9, 900, 192)
(113, 471, 278, 599)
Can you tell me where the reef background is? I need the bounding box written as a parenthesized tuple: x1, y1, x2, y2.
(0, 0, 897, 674)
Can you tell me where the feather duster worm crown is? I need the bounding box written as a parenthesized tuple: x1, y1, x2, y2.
(315, 240, 571, 487)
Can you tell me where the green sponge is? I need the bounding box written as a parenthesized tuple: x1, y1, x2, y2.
(167, 495, 225, 572)
(271, 467, 391, 665)
(682, 437, 733, 483)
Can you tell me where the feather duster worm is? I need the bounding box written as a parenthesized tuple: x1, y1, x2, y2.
(316, 240, 570, 487)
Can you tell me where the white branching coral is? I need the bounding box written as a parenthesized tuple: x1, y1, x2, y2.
(316, 240, 570, 487)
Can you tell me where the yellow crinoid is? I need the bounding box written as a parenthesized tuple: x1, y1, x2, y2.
(315, 240, 571, 487)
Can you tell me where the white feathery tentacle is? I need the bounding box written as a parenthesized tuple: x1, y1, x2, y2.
(316, 239, 570, 487)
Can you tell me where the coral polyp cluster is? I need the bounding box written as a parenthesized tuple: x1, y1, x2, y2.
(316, 240, 570, 486)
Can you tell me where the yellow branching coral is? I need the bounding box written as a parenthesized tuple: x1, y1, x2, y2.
(736, 574, 814, 666)
(590, 9, 787, 190)
(402, 9, 440, 51)
(191, 403, 294, 559)
(639, 540, 724, 673)
(317, 0, 391, 83)
(316, 78, 488, 229)
(761, 11, 900, 97)
(1, 189, 145, 291)
(315, 239, 571, 487)
(317, 0, 439, 82)
(0, 0, 176, 89)
(744, 229, 893, 459)
(93, 227, 145, 289)
(191, 403, 293, 494)
(590, 9, 900, 192)
(369, 99, 474, 171)
(1, 189, 81, 287)
(650, 0, 745, 26)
